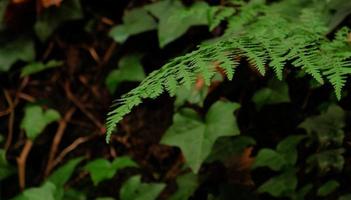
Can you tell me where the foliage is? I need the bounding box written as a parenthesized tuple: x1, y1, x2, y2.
(84, 156, 138, 186)
(0, 0, 351, 199)
(252, 79, 290, 110)
(119, 175, 165, 200)
(21, 60, 63, 77)
(168, 173, 198, 200)
(0, 149, 15, 180)
(105, 0, 351, 141)
(105, 54, 146, 94)
(21, 105, 61, 140)
(161, 101, 240, 172)
(0, 37, 35, 72)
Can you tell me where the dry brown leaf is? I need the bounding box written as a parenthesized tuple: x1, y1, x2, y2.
(40, 0, 62, 8)
(237, 147, 255, 171)
(11, 0, 31, 4)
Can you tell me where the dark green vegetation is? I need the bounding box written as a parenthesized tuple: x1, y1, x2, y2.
(1, 0, 351, 199)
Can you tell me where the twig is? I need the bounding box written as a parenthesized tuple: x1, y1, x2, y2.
(16, 139, 33, 190)
(64, 82, 105, 132)
(44, 108, 76, 177)
(17, 92, 36, 103)
(87, 47, 101, 64)
(102, 42, 116, 65)
(101, 17, 114, 26)
(4, 90, 15, 151)
(52, 134, 97, 167)
(42, 41, 55, 60)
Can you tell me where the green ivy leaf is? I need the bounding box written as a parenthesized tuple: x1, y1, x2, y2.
(95, 197, 115, 200)
(48, 157, 83, 187)
(161, 101, 240, 172)
(0, 149, 15, 180)
(35, 0, 83, 41)
(307, 148, 345, 173)
(299, 104, 345, 147)
(21, 105, 61, 140)
(0, 0, 9, 30)
(105, 55, 146, 93)
(120, 175, 165, 200)
(252, 79, 290, 110)
(63, 189, 86, 200)
(21, 60, 63, 77)
(253, 135, 304, 171)
(0, 37, 35, 72)
(207, 136, 256, 163)
(292, 184, 313, 200)
(317, 180, 340, 197)
(146, 1, 210, 47)
(258, 169, 297, 198)
(208, 6, 236, 31)
(84, 156, 138, 186)
(174, 87, 208, 108)
(15, 182, 57, 200)
(169, 173, 198, 200)
(276, 135, 305, 166)
(328, 0, 351, 31)
(252, 149, 286, 171)
(339, 194, 351, 200)
(109, 8, 157, 43)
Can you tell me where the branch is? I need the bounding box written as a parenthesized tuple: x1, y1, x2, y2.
(16, 139, 33, 190)
(44, 107, 76, 177)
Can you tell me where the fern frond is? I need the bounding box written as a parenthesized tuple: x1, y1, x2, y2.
(236, 37, 268, 75)
(213, 48, 239, 80)
(321, 27, 351, 99)
(105, 1, 351, 141)
(290, 46, 324, 84)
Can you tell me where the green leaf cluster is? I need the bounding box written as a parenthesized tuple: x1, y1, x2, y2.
(106, 0, 351, 141)
(161, 101, 240, 172)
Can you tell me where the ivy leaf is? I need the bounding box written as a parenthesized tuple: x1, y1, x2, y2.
(169, 173, 198, 200)
(208, 6, 236, 31)
(21, 60, 63, 77)
(0, 0, 9, 30)
(258, 169, 297, 198)
(328, 0, 351, 31)
(317, 180, 340, 197)
(161, 101, 240, 172)
(109, 8, 157, 43)
(35, 0, 83, 41)
(253, 135, 304, 171)
(292, 184, 313, 200)
(306, 148, 345, 173)
(21, 105, 61, 140)
(84, 156, 138, 186)
(276, 135, 305, 166)
(339, 194, 351, 200)
(63, 189, 86, 200)
(252, 149, 286, 171)
(207, 136, 256, 163)
(0, 37, 35, 72)
(15, 182, 57, 200)
(299, 104, 345, 147)
(0, 149, 15, 180)
(120, 175, 165, 200)
(105, 55, 145, 93)
(96, 197, 115, 200)
(146, 1, 210, 47)
(48, 157, 83, 187)
(252, 79, 290, 110)
(174, 87, 208, 108)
